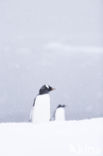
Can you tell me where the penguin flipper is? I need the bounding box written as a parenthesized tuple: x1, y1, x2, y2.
(33, 98, 36, 106)
(29, 109, 33, 122)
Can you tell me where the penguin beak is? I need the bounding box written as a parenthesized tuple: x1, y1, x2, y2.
(51, 87, 56, 91)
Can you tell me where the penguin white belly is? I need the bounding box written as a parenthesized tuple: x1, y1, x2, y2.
(55, 108, 65, 121)
(32, 94, 50, 123)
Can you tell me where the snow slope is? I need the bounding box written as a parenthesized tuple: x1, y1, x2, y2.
(0, 118, 103, 156)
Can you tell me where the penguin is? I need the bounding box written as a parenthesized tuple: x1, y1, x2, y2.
(54, 104, 66, 121)
(30, 84, 55, 123)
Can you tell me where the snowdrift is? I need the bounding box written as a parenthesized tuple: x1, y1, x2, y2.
(0, 118, 103, 156)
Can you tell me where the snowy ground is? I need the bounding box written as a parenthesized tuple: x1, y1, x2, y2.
(0, 118, 103, 156)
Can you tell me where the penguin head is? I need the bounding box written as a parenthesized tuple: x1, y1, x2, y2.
(57, 104, 66, 109)
(39, 84, 55, 95)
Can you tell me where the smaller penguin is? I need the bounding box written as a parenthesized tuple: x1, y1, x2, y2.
(29, 84, 55, 123)
(55, 104, 66, 121)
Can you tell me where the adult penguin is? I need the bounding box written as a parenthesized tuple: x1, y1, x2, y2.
(30, 84, 55, 123)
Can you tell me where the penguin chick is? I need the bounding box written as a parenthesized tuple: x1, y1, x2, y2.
(55, 104, 66, 121)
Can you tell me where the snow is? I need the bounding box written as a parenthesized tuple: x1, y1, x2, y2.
(0, 118, 103, 156)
